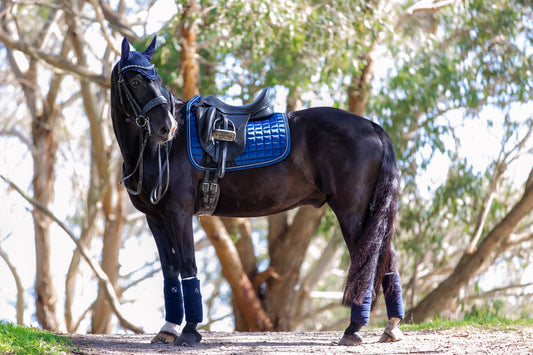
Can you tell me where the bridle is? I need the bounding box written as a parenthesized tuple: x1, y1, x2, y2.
(117, 62, 175, 204)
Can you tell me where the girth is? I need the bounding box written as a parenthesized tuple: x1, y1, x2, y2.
(193, 88, 273, 214)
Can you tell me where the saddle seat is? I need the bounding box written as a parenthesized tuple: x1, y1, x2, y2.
(197, 88, 272, 118)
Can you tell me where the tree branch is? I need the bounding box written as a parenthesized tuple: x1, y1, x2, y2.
(0, 28, 109, 87)
(87, 0, 120, 56)
(0, 237, 25, 325)
(0, 174, 144, 334)
(97, 0, 139, 42)
(0, 129, 35, 154)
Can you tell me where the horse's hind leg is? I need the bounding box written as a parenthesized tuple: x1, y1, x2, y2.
(339, 281, 373, 345)
(339, 263, 405, 345)
(333, 211, 374, 346)
(379, 247, 404, 342)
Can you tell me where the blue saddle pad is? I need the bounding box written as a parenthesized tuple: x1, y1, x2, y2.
(186, 95, 291, 172)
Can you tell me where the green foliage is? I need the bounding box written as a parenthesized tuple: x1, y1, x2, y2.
(0, 321, 77, 355)
(153, 0, 387, 103)
(401, 315, 533, 331)
(464, 299, 505, 321)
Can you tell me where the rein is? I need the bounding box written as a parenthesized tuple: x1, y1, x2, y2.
(117, 63, 174, 204)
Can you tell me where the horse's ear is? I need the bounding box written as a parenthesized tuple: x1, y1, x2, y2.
(121, 37, 131, 61)
(142, 36, 157, 61)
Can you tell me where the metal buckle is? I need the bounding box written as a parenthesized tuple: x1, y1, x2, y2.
(136, 115, 148, 127)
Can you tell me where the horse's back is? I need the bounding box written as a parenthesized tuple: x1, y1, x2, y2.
(288, 107, 386, 168)
(211, 107, 389, 217)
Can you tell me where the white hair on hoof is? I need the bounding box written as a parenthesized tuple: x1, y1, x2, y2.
(151, 321, 178, 344)
(378, 317, 404, 343)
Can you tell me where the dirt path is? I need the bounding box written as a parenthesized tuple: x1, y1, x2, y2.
(69, 327, 533, 354)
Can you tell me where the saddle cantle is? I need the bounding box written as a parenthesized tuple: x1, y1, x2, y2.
(186, 90, 290, 215)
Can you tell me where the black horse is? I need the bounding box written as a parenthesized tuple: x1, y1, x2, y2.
(111, 37, 404, 346)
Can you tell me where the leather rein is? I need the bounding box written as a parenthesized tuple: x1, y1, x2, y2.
(117, 63, 175, 204)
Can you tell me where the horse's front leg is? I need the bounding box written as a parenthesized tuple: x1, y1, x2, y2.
(146, 215, 183, 344)
(163, 209, 203, 346)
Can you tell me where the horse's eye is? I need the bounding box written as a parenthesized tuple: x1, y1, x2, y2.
(131, 79, 141, 87)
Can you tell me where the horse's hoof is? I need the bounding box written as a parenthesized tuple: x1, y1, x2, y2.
(338, 332, 363, 346)
(378, 326, 404, 342)
(151, 331, 177, 344)
(174, 329, 202, 346)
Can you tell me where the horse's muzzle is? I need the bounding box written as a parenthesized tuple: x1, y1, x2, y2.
(153, 112, 177, 143)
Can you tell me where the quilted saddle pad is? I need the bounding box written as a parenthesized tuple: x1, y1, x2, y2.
(186, 95, 291, 172)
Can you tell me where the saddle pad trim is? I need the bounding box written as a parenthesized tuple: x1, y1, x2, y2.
(186, 95, 291, 172)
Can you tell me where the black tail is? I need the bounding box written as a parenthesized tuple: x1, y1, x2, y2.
(342, 123, 399, 309)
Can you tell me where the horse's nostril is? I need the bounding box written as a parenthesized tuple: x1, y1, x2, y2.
(159, 126, 170, 136)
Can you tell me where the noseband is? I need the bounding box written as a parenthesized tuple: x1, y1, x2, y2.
(117, 63, 175, 204)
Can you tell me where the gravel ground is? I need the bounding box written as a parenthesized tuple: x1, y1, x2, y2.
(69, 326, 533, 354)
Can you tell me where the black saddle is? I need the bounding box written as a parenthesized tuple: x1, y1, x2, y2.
(198, 88, 272, 118)
(194, 88, 272, 176)
(193, 88, 273, 215)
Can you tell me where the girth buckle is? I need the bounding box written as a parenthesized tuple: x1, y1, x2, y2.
(200, 181, 220, 215)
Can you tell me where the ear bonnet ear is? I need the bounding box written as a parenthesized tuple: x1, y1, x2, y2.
(121, 37, 131, 61)
(118, 36, 158, 80)
(142, 36, 157, 61)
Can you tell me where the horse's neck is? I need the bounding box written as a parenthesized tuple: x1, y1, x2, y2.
(118, 128, 147, 170)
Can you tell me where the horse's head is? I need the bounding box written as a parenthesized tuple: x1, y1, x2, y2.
(112, 36, 177, 144)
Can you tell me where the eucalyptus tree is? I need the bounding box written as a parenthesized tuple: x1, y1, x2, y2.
(0, 0, 169, 333)
(371, 0, 533, 321)
(155, 0, 533, 328)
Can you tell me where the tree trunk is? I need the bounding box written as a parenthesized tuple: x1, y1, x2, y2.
(200, 216, 273, 331)
(92, 179, 125, 333)
(180, 1, 199, 100)
(2, 1, 62, 330)
(263, 206, 325, 330)
(406, 173, 533, 323)
(32, 109, 60, 331)
(347, 51, 375, 116)
(222, 217, 258, 331)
